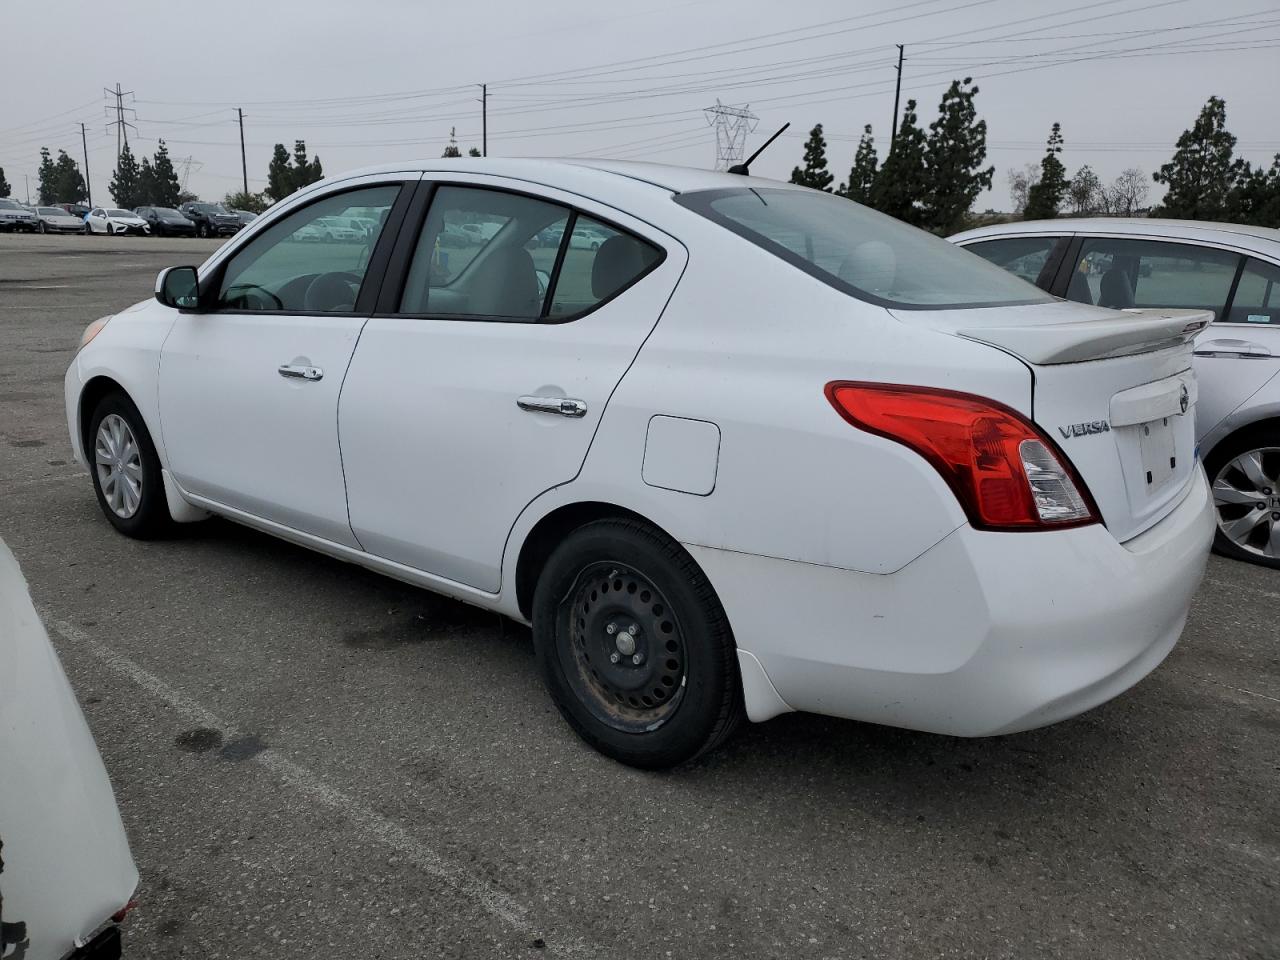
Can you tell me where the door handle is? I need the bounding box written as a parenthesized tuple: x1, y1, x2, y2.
(1194, 339, 1271, 359)
(517, 396, 588, 418)
(278, 363, 324, 381)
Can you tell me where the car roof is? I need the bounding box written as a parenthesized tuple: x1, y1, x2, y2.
(309, 156, 802, 199)
(951, 217, 1280, 256)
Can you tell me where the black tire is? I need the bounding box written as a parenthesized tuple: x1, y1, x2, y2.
(87, 391, 174, 539)
(197, 222, 210, 238)
(107, 223, 114, 235)
(38, 222, 46, 234)
(1203, 423, 1280, 569)
(83, 222, 91, 235)
(532, 518, 742, 769)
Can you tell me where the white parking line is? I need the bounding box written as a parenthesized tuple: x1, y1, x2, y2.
(43, 615, 586, 957)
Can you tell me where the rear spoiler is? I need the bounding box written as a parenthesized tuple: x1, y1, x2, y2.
(956, 309, 1212, 365)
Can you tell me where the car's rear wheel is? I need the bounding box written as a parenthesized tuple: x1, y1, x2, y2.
(1206, 426, 1280, 568)
(88, 392, 174, 539)
(532, 518, 742, 769)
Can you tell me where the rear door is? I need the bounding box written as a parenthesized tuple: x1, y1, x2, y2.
(339, 176, 685, 592)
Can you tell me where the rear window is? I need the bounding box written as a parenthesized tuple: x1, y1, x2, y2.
(675, 187, 1052, 310)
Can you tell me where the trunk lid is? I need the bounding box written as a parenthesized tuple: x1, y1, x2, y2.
(892, 302, 1209, 542)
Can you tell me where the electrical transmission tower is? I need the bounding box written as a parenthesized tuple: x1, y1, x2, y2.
(103, 83, 137, 164)
(703, 100, 758, 171)
(173, 156, 203, 190)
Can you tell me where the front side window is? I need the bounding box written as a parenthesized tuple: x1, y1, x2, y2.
(1066, 238, 1241, 318)
(964, 236, 1061, 286)
(399, 185, 661, 321)
(216, 185, 399, 313)
(676, 187, 1051, 309)
(1226, 258, 1280, 325)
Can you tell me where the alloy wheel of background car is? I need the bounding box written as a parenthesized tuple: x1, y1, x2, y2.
(88, 392, 174, 539)
(1209, 440, 1280, 567)
(532, 518, 742, 769)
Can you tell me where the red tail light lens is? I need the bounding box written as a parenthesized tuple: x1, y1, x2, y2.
(825, 381, 1100, 531)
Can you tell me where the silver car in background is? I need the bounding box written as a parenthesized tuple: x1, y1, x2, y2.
(951, 218, 1280, 567)
(0, 198, 39, 232)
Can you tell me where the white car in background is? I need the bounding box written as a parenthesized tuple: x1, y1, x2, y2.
(65, 160, 1213, 768)
(952, 218, 1280, 567)
(83, 208, 150, 236)
(0, 539, 138, 960)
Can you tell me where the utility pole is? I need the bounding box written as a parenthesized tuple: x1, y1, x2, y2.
(237, 108, 248, 194)
(890, 45, 905, 153)
(24, 174, 30, 205)
(80, 122, 92, 206)
(480, 84, 488, 157)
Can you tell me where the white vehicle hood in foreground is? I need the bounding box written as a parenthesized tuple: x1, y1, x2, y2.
(893, 302, 1206, 542)
(0, 539, 137, 960)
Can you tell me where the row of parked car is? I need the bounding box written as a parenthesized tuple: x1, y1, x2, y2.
(0, 198, 257, 237)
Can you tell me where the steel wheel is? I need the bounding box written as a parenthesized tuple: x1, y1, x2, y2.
(94, 413, 143, 519)
(559, 562, 687, 733)
(1212, 446, 1280, 560)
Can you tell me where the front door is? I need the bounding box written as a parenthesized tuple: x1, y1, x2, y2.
(339, 177, 685, 592)
(157, 179, 410, 546)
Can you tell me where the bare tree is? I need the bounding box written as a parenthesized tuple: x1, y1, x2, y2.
(1007, 163, 1039, 215)
(1106, 168, 1150, 216)
(1067, 165, 1101, 215)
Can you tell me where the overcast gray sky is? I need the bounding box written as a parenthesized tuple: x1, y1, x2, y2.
(2, 0, 1277, 210)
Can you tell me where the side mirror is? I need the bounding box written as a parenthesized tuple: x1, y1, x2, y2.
(535, 269, 551, 300)
(156, 266, 200, 311)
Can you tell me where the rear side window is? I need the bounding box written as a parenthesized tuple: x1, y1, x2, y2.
(1065, 238, 1240, 319)
(964, 236, 1061, 286)
(398, 185, 662, 322)
(1225, 258, 1280, 325)
(676, 187, 1051, 310)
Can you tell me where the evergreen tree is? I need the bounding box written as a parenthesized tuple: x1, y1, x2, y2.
(1067, 165, 1101, 215)
(108, 144, 143, 207)
(1152, 96, 1240, 220)
(1226, 154, 1280, 227)
(291, 141, 323, 190)
(149, 139, 183, 207)
(1023, 123, 1067, 219)
(52, 150, 87, 203)
(922, 78, 993, 234)
(870, 100, 928, 226)
(790, 124, 834, 191)
(0, 166, 9, 198)
(442, 127, 462, 158)
(266, 143, 294, 202)
(138, 157, 158, 206)
(838, 125, 877, 203)
(38, 147, 58, 205)
(468, 147, 482, 157)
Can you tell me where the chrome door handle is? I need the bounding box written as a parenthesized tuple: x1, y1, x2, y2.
(517, 396, 588, 418)
(1194, 339, 1271, 359)
(278, 363, 324, 381)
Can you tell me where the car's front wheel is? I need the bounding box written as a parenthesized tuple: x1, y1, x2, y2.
(532, 518, 742, 769)
(87, 392, 174, 539)
(1206, 425, 1280, 568)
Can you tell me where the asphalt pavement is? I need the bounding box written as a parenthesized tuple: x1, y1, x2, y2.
(1, 233, 1277, 959)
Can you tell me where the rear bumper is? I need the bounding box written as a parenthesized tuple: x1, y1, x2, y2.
(690, 467, 1215, 735)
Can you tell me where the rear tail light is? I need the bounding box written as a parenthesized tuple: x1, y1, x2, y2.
(825, 382, 1099, 531)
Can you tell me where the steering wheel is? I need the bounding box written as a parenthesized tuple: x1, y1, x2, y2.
(303, 271, 362, 312)
(224, 282, 283, 310)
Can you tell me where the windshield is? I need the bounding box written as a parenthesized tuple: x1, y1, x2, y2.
(0, 199, 20, 210)
(108, 209, 133, 218)
(154, 208, 183, 217)
(676, 187, 1052, 310)
(38, 207, 63, 216)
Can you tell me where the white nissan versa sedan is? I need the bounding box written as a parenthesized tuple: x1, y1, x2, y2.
(65, 159, 1215, 768)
